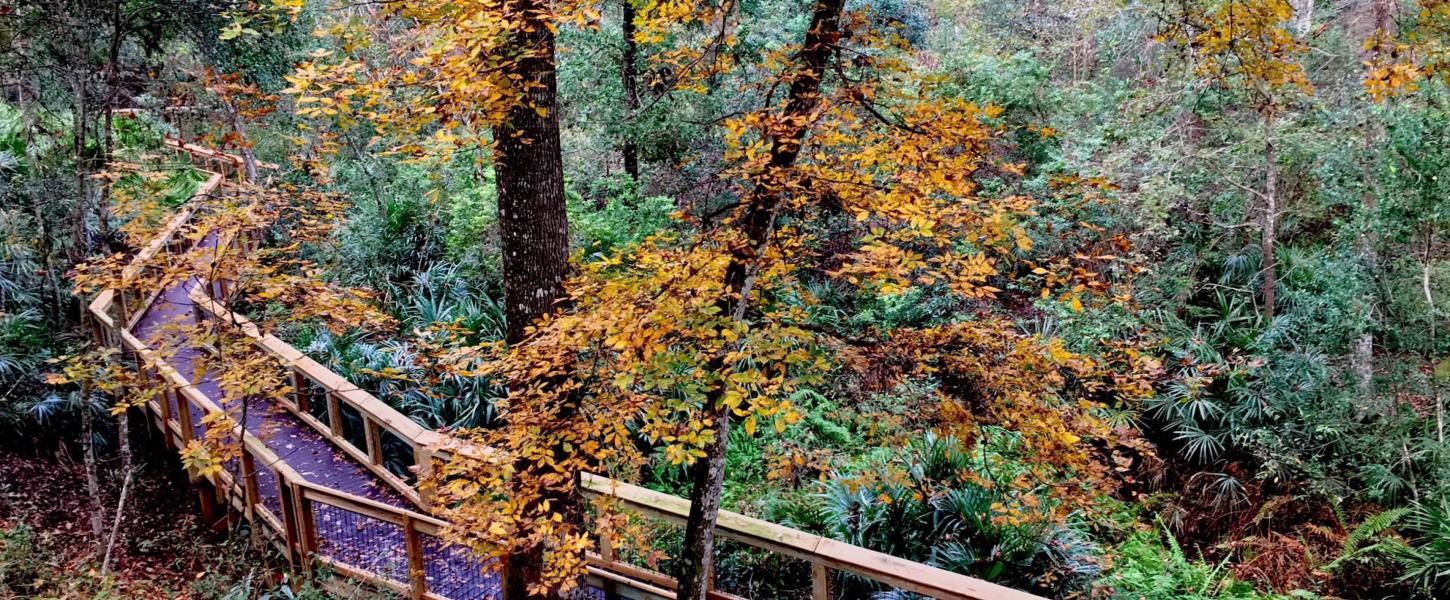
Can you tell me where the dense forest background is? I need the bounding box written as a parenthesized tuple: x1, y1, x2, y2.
(1, 0, 1449, 598)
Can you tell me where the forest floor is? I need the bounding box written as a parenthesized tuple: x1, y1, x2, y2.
(0, 440, 289, 599)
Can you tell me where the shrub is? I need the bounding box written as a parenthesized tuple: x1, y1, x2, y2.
(1100, 529, 1301, 600)
(820, 430, 1101, 597)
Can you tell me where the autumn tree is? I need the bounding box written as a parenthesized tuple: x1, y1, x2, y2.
(280, 0, 600, 594)
(427, 1, 1152, 597)
(1158, 0, 1311, 321)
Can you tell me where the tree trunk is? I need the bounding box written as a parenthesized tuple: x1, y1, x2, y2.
(494, 0, 570, 346)
(221, 94, 260, 181)
(97, 0, 123, 255)
(19, 39, 62, 328)
(1290, 0, 1313, 37)
(1261, 116, 1278, 321)
(69, 71, 90, 265)
(1353, 0, 1395, 411)
(675, 1, 844, 598)
(621, 0, 641, 183)
(82, 396, 105, 538)
(117, 407, 132, 479)
(491, 2, 574, 598)
(1424, 231, 1442, 445)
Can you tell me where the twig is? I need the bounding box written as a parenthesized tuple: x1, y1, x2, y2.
(100, 468, 133, 576)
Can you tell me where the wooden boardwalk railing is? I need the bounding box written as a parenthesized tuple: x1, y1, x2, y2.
(88, 119, 1045, 600)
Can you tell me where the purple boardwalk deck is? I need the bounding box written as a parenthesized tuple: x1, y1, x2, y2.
(131, 240, 500, 599)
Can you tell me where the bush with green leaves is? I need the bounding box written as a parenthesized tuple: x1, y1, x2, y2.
(570, 182, 676, 261)
(1329, 499, 1450, 598)
(1100, 529, 1302, 600)
(0, 523, 43, 597)
(820, 430, 1101, 598)
(0, 210, 50, 435)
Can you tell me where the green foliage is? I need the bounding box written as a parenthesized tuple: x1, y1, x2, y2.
(0, 210, 49, 434)
(302, 326, 503, 432)
(1392, 498, 1450, 596)
(820, 431, 1101, 597)
(334, 192, 447, 292)
(570, 182, 676, 261)
(111, 116, 165, 152)
(1101, 529, 1298, 600)
(0, 523, 42, 597)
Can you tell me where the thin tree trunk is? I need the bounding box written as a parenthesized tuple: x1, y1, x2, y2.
(100, 469, 132, 576)
(69, 72, 90, 264)
(221, 94, 260, 181)
(117, 407, 132, 478)
(19, 40, 61, 328)
(1354, 0, 1395, 411)
(1261, 115, 1278, 321)
(1290, 0, 1313, 37)
(82, 397, 105, 538)
(675, 2, 844, 598)
(97, 0, 123, 255)
(491, 1, 574, 597)
(621, 0, 641, 183)
(1422, 229, 1442, 445)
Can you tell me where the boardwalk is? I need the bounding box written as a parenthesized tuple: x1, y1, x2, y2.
(133, 234, 501, 599)
(90, 132, 1045, 600)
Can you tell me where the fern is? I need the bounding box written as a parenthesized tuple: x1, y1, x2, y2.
(1324, 507, 1410, 572)
(1345, 508, 1410, 554)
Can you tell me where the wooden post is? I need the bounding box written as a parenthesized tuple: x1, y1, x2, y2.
(197, 483, 224, 531)
(404, 515, 427, 600)
(240, 449, 260, 520)
(176, 389, 195, 445)
(415, 446, 435, 509)
(811, 563, 830, 600)
(293, 483, 318, 558)
(365, 418, 384, 466)
(278, 475, 302, 569)
(600, 532, 620, 600)
(327, 394, 343, 438)
(157, 386, 174, 449)
(292, 370, 309, 413)
(116, 291, 130, 326)
(90, 316, 106, 347)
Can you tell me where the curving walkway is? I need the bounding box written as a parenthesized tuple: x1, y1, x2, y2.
(131, 232, 499, 599)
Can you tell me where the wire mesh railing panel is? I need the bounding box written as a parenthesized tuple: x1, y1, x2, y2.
(380, 427, 417, 485)
(421, 531, 501, 600)
(713, 537, 814, 600)
(304, 385, 330, 425)
(313, 502, 411, 585)
(164, 387, 182, 431)
(254, 459, 283, 519)
(338, 401, 368, 455)
(297, 373, 327, 419)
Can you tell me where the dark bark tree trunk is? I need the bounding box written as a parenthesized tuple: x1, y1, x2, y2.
(97, 0, 123, 256)
(18, 37, 63, 327)
(69, 71, 90, 265)
(494, 1, 570, 347)
(674, 1, 844, 598)
(621, 0, 641, 183)
(491, 2, 574, 598)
